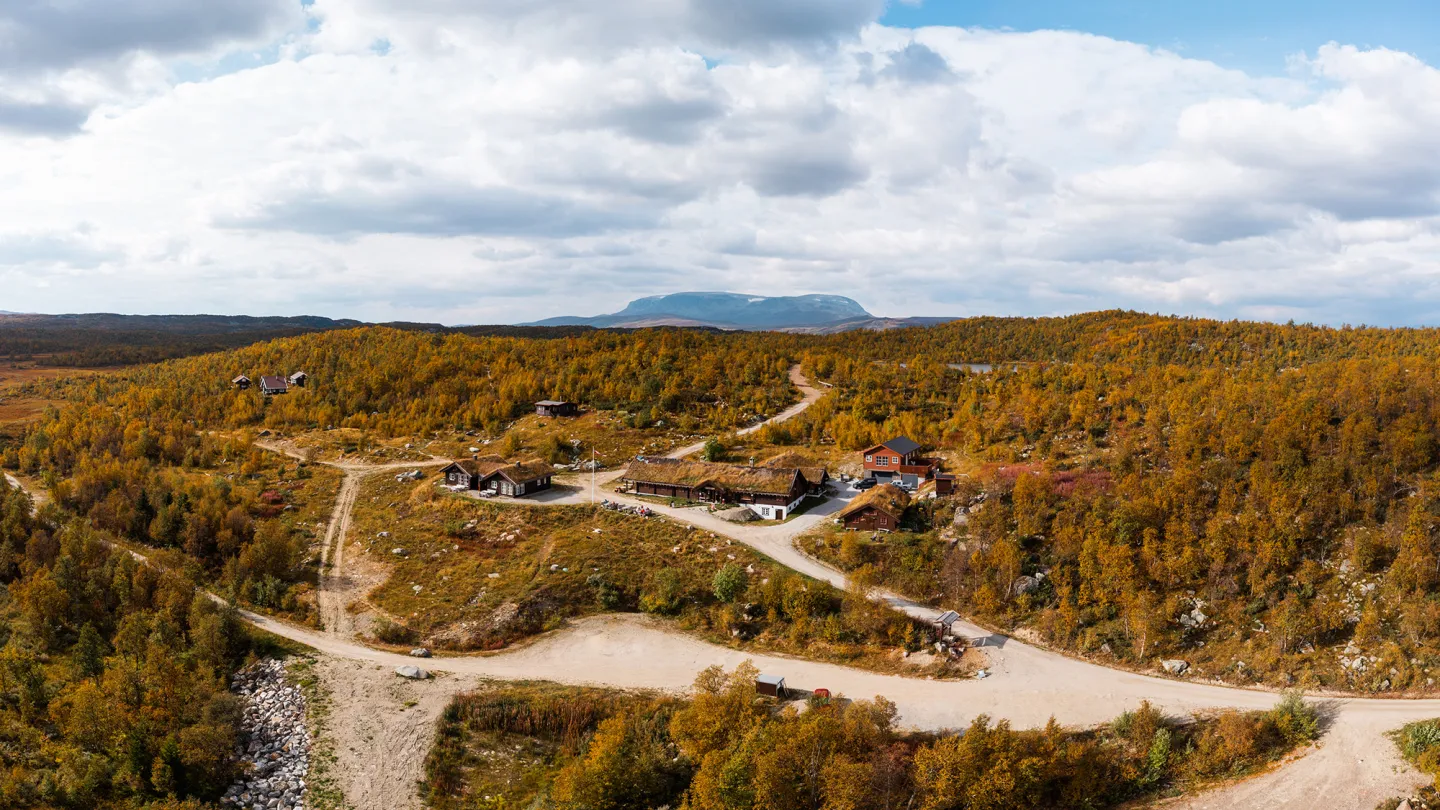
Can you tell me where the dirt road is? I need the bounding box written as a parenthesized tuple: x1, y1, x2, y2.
(663, 364, 825, 460)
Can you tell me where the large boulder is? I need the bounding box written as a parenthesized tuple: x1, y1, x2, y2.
(1161, 659, 1190, 676)
(395, 665, 430, 680)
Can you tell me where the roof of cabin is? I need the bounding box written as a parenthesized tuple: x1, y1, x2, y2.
(444, 455, 507, 476)
(837, 484, 911, 521)
(760, 452, 828, 488)
(868, 436, 922, 456)
(486, 459, 554, 485)
(622, 457, 801, 497)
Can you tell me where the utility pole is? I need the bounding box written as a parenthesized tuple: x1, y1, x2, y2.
(592, 447, 597, 505)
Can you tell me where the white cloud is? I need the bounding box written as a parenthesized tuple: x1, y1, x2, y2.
(1, 4, 1439, 326)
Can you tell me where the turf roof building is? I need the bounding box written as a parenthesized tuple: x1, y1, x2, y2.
(441, 455, 555, 497)
(836, 483, 911, 531)
(621, 457, 810, 520)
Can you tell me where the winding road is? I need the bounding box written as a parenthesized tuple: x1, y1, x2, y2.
(8, 368, 1433, 807)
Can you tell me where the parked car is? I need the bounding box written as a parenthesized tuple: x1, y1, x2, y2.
(854, 478, 878, 491)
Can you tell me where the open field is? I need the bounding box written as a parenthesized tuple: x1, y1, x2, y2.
(0, 360, 103, 436)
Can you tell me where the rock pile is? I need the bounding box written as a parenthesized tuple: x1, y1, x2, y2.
(222, 659, 311, 810)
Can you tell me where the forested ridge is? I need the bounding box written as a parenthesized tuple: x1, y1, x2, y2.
(13, 326, 800, 441)
(774, 316, 1440, 689)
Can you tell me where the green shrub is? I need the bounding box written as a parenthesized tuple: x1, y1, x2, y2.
(712, 564, 747, 603)
(639, 568, 684, 615)
(373, 618, 418, 645)
(1269, 691, 1320, 746)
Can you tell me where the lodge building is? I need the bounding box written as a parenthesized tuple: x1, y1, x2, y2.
(621, 457, 811, 520)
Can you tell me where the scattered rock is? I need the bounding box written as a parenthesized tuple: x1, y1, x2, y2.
(410, 648, 431, 658)
(395, 665, 430, 680)
(1012, 576, 1039, 596)
(1178, 607, 1208, 629)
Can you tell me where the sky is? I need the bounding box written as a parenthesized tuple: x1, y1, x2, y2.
(1, 1, 1440, 326)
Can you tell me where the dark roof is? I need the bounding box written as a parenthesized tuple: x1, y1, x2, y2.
(259, 376, 288, 389)
(837, 484, 911, 521)
(623, 457, 801, 497)
(877, 436, 922, 456)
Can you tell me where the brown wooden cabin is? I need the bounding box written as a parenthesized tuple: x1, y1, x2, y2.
(622, 457, 808, 520)
(535, 400, 578, 418)
(259, 375, 289, 395)
(232, 375, 251, 390)
(441, 456, 554, 497)
(837, 484, 911, 531)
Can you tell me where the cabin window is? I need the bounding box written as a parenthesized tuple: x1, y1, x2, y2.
(865, 455, 873, 462)
(876, 456, 889, 466)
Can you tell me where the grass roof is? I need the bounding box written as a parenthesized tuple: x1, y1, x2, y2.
(623, 457, 801, 496)
(837, 484, 910, 521)
(760, 451, 828, 487)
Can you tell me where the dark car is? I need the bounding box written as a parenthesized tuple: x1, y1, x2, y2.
(854, 478, 878, 491)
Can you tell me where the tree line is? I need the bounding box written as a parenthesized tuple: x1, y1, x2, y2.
(424, 665, 1320, 810)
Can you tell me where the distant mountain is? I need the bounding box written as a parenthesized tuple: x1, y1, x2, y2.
(0, 313, 363, 333)
(527, 292, 881, 330)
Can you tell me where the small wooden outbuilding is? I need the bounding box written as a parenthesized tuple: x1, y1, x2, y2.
(933, 473, 956, 496)
(755, 673, 787, 698)
(535, 400, 577, 418)
(288, 371, 309, 388)
(232, 375, 251, 390)
(934, 610, 960, 638)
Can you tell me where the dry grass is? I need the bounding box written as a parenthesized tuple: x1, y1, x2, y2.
(349, 474, 760, 647)
(344, 475, 968, 677)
